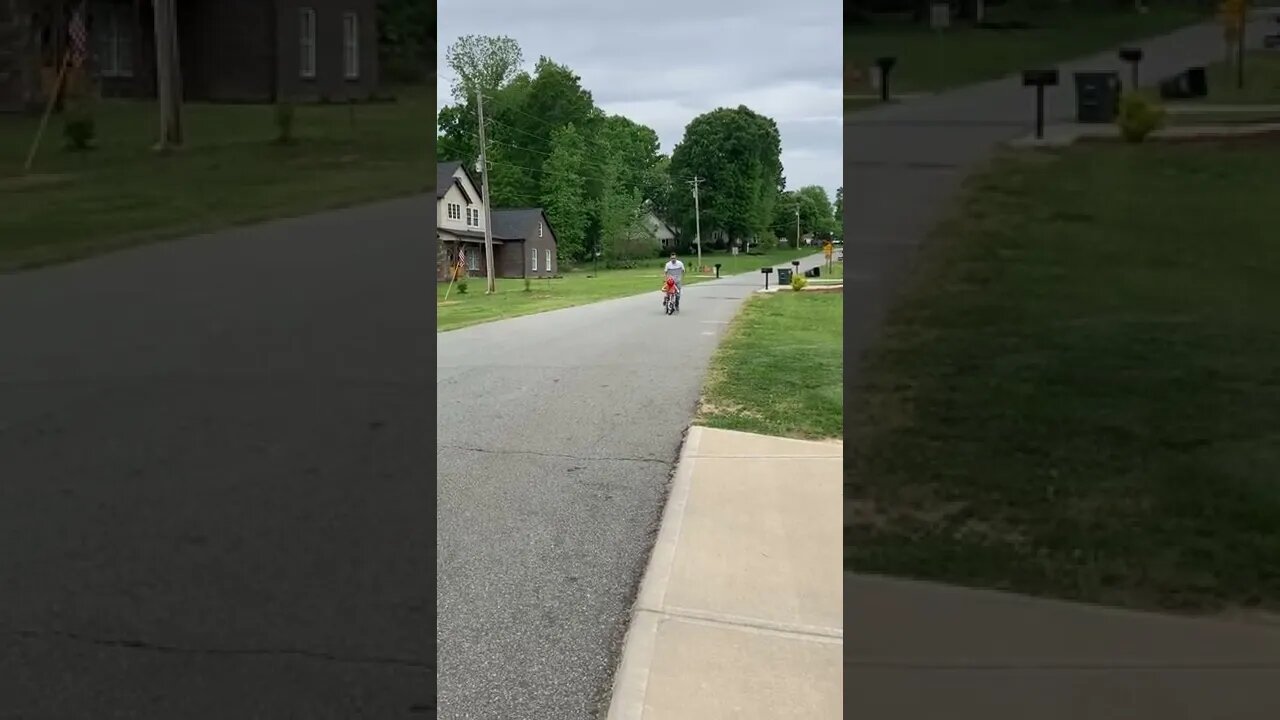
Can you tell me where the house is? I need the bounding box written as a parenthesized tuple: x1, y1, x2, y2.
(637, 211, 678, 251)
(0, 0, 379, 112)
(435, 161, 558, 281)
(491, 208, 557, 279)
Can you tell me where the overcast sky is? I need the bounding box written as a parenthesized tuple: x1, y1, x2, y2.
(437, 0, 843, 201)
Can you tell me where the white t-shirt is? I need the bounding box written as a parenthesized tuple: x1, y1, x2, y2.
(664, 259, 685, 283)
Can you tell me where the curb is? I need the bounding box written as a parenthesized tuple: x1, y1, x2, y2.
(605, 426, 705, 720)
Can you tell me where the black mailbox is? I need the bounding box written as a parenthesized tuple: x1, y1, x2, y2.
(1022, 68, 1059, 141)
(761, 266, 773, 290)
(875, 56, 898, 102)
(714, 262, 722, 279)
(1119, 47, 1143, 63)
(1022, 69, 1059, 87)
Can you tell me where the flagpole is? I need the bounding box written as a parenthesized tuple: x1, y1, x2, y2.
(22, 48, 72, 173)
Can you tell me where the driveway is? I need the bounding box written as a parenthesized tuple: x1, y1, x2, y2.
(0, 198, 435, 718)
(436, 253, 827, 719)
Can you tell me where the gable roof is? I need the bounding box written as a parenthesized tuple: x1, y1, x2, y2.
(491, 208, 556, 243)
(436, 161, 482, 202)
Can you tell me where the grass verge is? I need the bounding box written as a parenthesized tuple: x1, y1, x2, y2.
(697, 291, 843, 440)
(1194, 50, 1280, 106)
(846, 5, 1205, 95)
(437, 248, 819, 332)
(846, 139, 1280, 614)
(0, 86, 429, 272)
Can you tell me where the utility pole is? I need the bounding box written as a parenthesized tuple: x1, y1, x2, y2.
(688, 177, 703, 271)
(476, 90, 497, 294)
(794, 206, 801, 249)
(152, 0, 183, 149)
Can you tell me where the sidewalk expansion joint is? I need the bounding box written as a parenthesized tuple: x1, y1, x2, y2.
(635, 606, 843, 644)
(11, 628, 432, 670)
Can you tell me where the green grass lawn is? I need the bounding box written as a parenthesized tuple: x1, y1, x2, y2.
(1194, 50, 1280, 106)
(0, 85, 429, 272)
(696, 291, 843, 440)
(846, 5, 1206, 96)
(847, 139, 1280, 614)
(437, 248, 819, 332)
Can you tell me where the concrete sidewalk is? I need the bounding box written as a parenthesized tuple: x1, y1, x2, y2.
(847, 574, 1280, 718)
(606, 427, 843, 720)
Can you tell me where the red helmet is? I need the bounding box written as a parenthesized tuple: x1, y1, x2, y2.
(664, 277, 676, 287)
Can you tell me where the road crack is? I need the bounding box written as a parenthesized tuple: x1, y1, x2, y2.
(441, 444, 669, 465)
(12, 628, 432, 670)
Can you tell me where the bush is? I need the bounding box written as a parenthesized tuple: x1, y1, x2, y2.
(62, 103, 95, 151)
(456, 277, 468, 294)
(791, 274, 808, 292)
(274, 101, 297, 145)
(524, 277, 532, 292)
(1117, 93, 1166, 144)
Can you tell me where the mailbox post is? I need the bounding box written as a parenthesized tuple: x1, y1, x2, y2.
(876, 56, 897, 103)
(714, 262, 722, 279)
(1119, 47, 1143, 93)
(761, 267, 774, 290)
(1022, 68, 1060, 140)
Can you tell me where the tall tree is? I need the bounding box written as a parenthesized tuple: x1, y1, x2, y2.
(834, 186, 844, 239)
(445, 35, 524, 102)
(540, 123, 591, 263)
(667, 106, 784, 246)
(596, 145, 644, 262)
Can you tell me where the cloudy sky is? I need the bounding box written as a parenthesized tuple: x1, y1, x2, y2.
(436, 0, 843, 201)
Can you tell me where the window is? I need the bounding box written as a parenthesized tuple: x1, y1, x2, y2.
(94, 6, 134, 78)
(342, 12, 360, 80)
(299, 8, 316, 79)
(466, 247, 479, 271)
(538, 221, 543, 238)
(466, 207, 479, 227)
(545, 249, 551, 272)
(531, 248, 538, 272)
(447, 203, 461, 221)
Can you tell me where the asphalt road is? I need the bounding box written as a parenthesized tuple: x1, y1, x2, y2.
(844, 13, 1276, 387)
(0, 198, 435, 718)
(435, 253, 828, 719)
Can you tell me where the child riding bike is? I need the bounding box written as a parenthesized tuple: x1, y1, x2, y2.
(662, 275, 680, 312)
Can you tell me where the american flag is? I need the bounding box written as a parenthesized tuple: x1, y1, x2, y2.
(67, 2, 88, 68)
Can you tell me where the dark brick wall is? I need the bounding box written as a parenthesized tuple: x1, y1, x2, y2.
(276, 0, 378, 103)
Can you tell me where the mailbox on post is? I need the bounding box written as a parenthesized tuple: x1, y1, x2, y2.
(714, 262, 722, 279)
(1022, 68, 1060, 140)
(876, 56, 897, 103)
(760, 266, 774, 290)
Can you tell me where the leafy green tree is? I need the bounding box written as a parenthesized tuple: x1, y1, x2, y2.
(377, 0, 432, 82)
(540, 123, 591, 263)
(667, 106, 784, 248)
(797, 185, 837, 238)
(596, 147, 645, 264)
(445, 35, 524, 102)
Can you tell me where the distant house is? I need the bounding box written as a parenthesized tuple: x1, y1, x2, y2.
(0, 0, 380, 112)
(436, 161, 558, 281)
(637, 211, 678, 251)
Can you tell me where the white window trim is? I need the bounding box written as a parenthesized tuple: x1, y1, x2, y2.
(531, 248, 538, 272)
(299, 8, 317, 79)
(448, 203, 461, 221)
(343, 12, 360, 80)
(545, 249, 551, 272)
(538, 222, 543, 238)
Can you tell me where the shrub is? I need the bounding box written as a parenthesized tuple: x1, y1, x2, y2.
(791, 274, 808, 291)
(1117, 93, 1166, 144)
(274, 101, 296, 145)
(62, 103, 95, 151)
(456, 277, 468, 294)
(524, 277, 532, 292)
